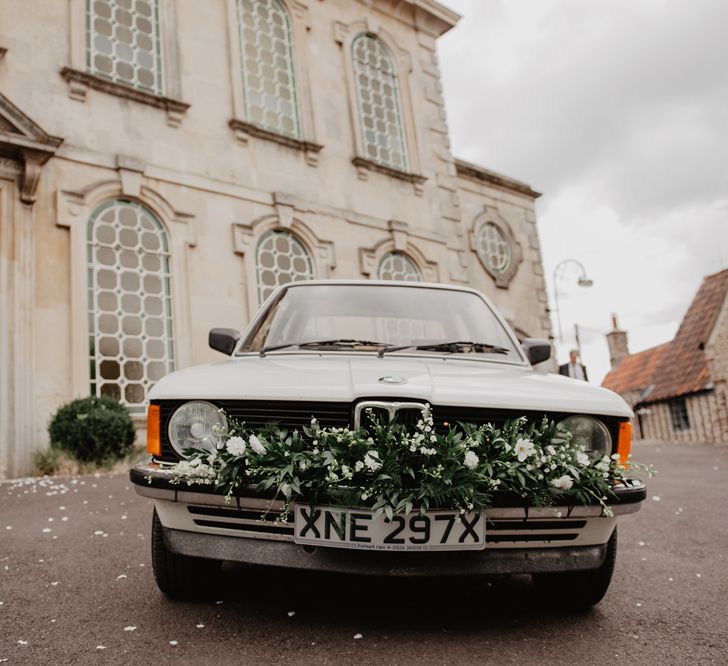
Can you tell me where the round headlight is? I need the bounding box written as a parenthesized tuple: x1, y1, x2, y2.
(168, 401, 227, 457)
(558, 415, 611, 461)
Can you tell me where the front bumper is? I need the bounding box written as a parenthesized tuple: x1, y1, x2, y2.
(131, 461, 645, 577)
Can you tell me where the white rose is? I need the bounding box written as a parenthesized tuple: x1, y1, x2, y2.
(225, 436, 247, 456)
(576, 451, 590, 466)
(363, 452, 382, 472)
(464, 450, 479, 470)
(249, 434, 266, 455)
(551, 475, 574, 490)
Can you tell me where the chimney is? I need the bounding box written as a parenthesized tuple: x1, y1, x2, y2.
(606, 313, 629, 369)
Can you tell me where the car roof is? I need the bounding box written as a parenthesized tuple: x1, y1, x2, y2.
(278, 279, 483, 295)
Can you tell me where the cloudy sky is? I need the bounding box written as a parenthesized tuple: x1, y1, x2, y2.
(437, 0, 728, 383)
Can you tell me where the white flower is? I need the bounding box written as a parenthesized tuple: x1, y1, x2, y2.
(576, 451, 590, 466)
(464, 450, 479, 470)
(611, 453, 621, 461)
(249, 434, 266, 455)
(280, 483, 291, 498)
(546, 445, 556, 456)
(225, 436, 246, 457)
(551, 475, 574, 490)
(354, 460, 365, 472)
(514, 438, 535, 462)
(363, 451, 382, 472)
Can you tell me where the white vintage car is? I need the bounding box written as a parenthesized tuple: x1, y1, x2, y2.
(131, 281, 645, 607)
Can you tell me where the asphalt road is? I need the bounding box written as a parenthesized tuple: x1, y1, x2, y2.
(1, 441, 727, 665)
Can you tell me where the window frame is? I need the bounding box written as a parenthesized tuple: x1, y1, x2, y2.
(63, 0, 188, 126)
(57, 178, 197, 419)
(469, 205, 523, 289)
(335, 20, 425, 189)
(668, 397, 691, 432)
(225, 0, 321, 163)
(376, 251, 422, 282)
(255, 228, 315, 304)
(86, 198, 176, 411)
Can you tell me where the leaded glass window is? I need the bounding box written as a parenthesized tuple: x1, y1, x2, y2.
(352, 34, 407, 171)
(669, 398, 690, 431)
(477, 222, 512, 274)
(237, 0, 300, 138)
(256, 230, 314, 302)
(86, 0, 163, 93)
(87, 200, 174, 411)
(377, 252, 421, 282)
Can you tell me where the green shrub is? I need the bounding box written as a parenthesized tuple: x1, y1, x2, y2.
(33, 447, 62, 476)
(48, 396, 135, 464)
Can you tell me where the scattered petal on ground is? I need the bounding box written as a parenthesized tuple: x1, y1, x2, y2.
(18, 640, 28, 645)
(42, 528, 51, 533)
(51, 581, 59, 586)
(124, 626, 137, 632)
(288, 611, 295, 617)
(636, 603, 642, 607)
(354, 633, 363, 639)
(96, 646, 106, 650)
(196, 624, 204, 629)
(696, 573, 702, 578)
(169, 641, 178, 646)
(638, 541, 646, 546)
(651, 496, 661, 501)
(117, 574, 127, 580)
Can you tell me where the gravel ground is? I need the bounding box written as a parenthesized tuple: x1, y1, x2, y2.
(1, 440, 726, 665)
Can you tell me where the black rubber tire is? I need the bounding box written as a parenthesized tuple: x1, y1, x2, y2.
(151, 509, 221, 599)
(533, 527, 618, 610)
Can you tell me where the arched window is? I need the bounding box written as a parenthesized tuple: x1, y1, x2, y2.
(256, 230, 314, 302)
(86, 0, 163, 94)
(352, 34, 407, 172)
(477, 222, 512, 275)
(237, 0, 300, 138)
(87, 199, 174, 411)
(377, 252, 421, 282)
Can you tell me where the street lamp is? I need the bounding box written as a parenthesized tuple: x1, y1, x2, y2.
(552, 259, 594, 342)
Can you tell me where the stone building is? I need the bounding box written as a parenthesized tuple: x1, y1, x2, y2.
(602, 269, 728, 443)
(0, 0, 551, 477)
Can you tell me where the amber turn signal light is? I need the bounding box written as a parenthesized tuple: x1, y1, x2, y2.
(616, 421, 632, 467)
(147, 404, 161, 457)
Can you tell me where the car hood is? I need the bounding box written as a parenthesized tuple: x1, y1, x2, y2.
(150, 354, 631, 418)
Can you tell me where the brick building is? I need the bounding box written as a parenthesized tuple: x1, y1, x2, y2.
(0, 1, 551, 477)
(602, 269, 728, 443)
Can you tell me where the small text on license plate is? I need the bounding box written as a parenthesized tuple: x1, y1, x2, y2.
(293, 506, 486, 551)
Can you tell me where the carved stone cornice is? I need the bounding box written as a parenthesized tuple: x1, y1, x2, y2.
(0, 92, 63, 204)
(351, 156, 427, 192)
(60, 67, 190, 127)
(228, 118, 323, 166)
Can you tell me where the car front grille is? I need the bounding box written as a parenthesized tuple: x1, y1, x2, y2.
(153, 399, 624, 462)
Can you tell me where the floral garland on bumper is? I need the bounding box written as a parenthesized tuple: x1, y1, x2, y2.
(167, 406, 648, 519)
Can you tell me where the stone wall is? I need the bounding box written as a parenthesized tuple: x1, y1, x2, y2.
(0, 0, 551, 476)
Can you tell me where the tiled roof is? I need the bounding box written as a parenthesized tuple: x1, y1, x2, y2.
(602, 268, 728, 403)
(602, 342, 671, 397)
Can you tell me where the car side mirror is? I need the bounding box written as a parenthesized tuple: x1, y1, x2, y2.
(209, 328, 241, 356)
(521, 338, 551, 365)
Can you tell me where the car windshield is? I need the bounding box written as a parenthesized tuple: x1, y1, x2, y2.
(239, 284, 524, 361)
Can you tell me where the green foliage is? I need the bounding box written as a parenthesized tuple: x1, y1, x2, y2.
(32, 447, 62, 476)
(48, 396, 135, 464)
(170, 407, 652, 518)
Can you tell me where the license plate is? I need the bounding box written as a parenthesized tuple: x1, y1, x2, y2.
(293, 506, 486, 551)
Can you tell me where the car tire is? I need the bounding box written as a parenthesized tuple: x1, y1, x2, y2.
(533, 527, 617, 610)
(151, 509, 220, 599)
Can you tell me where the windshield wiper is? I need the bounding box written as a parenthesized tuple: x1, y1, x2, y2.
(378, 340, 510, 357)
(260, 338, 389, 357)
